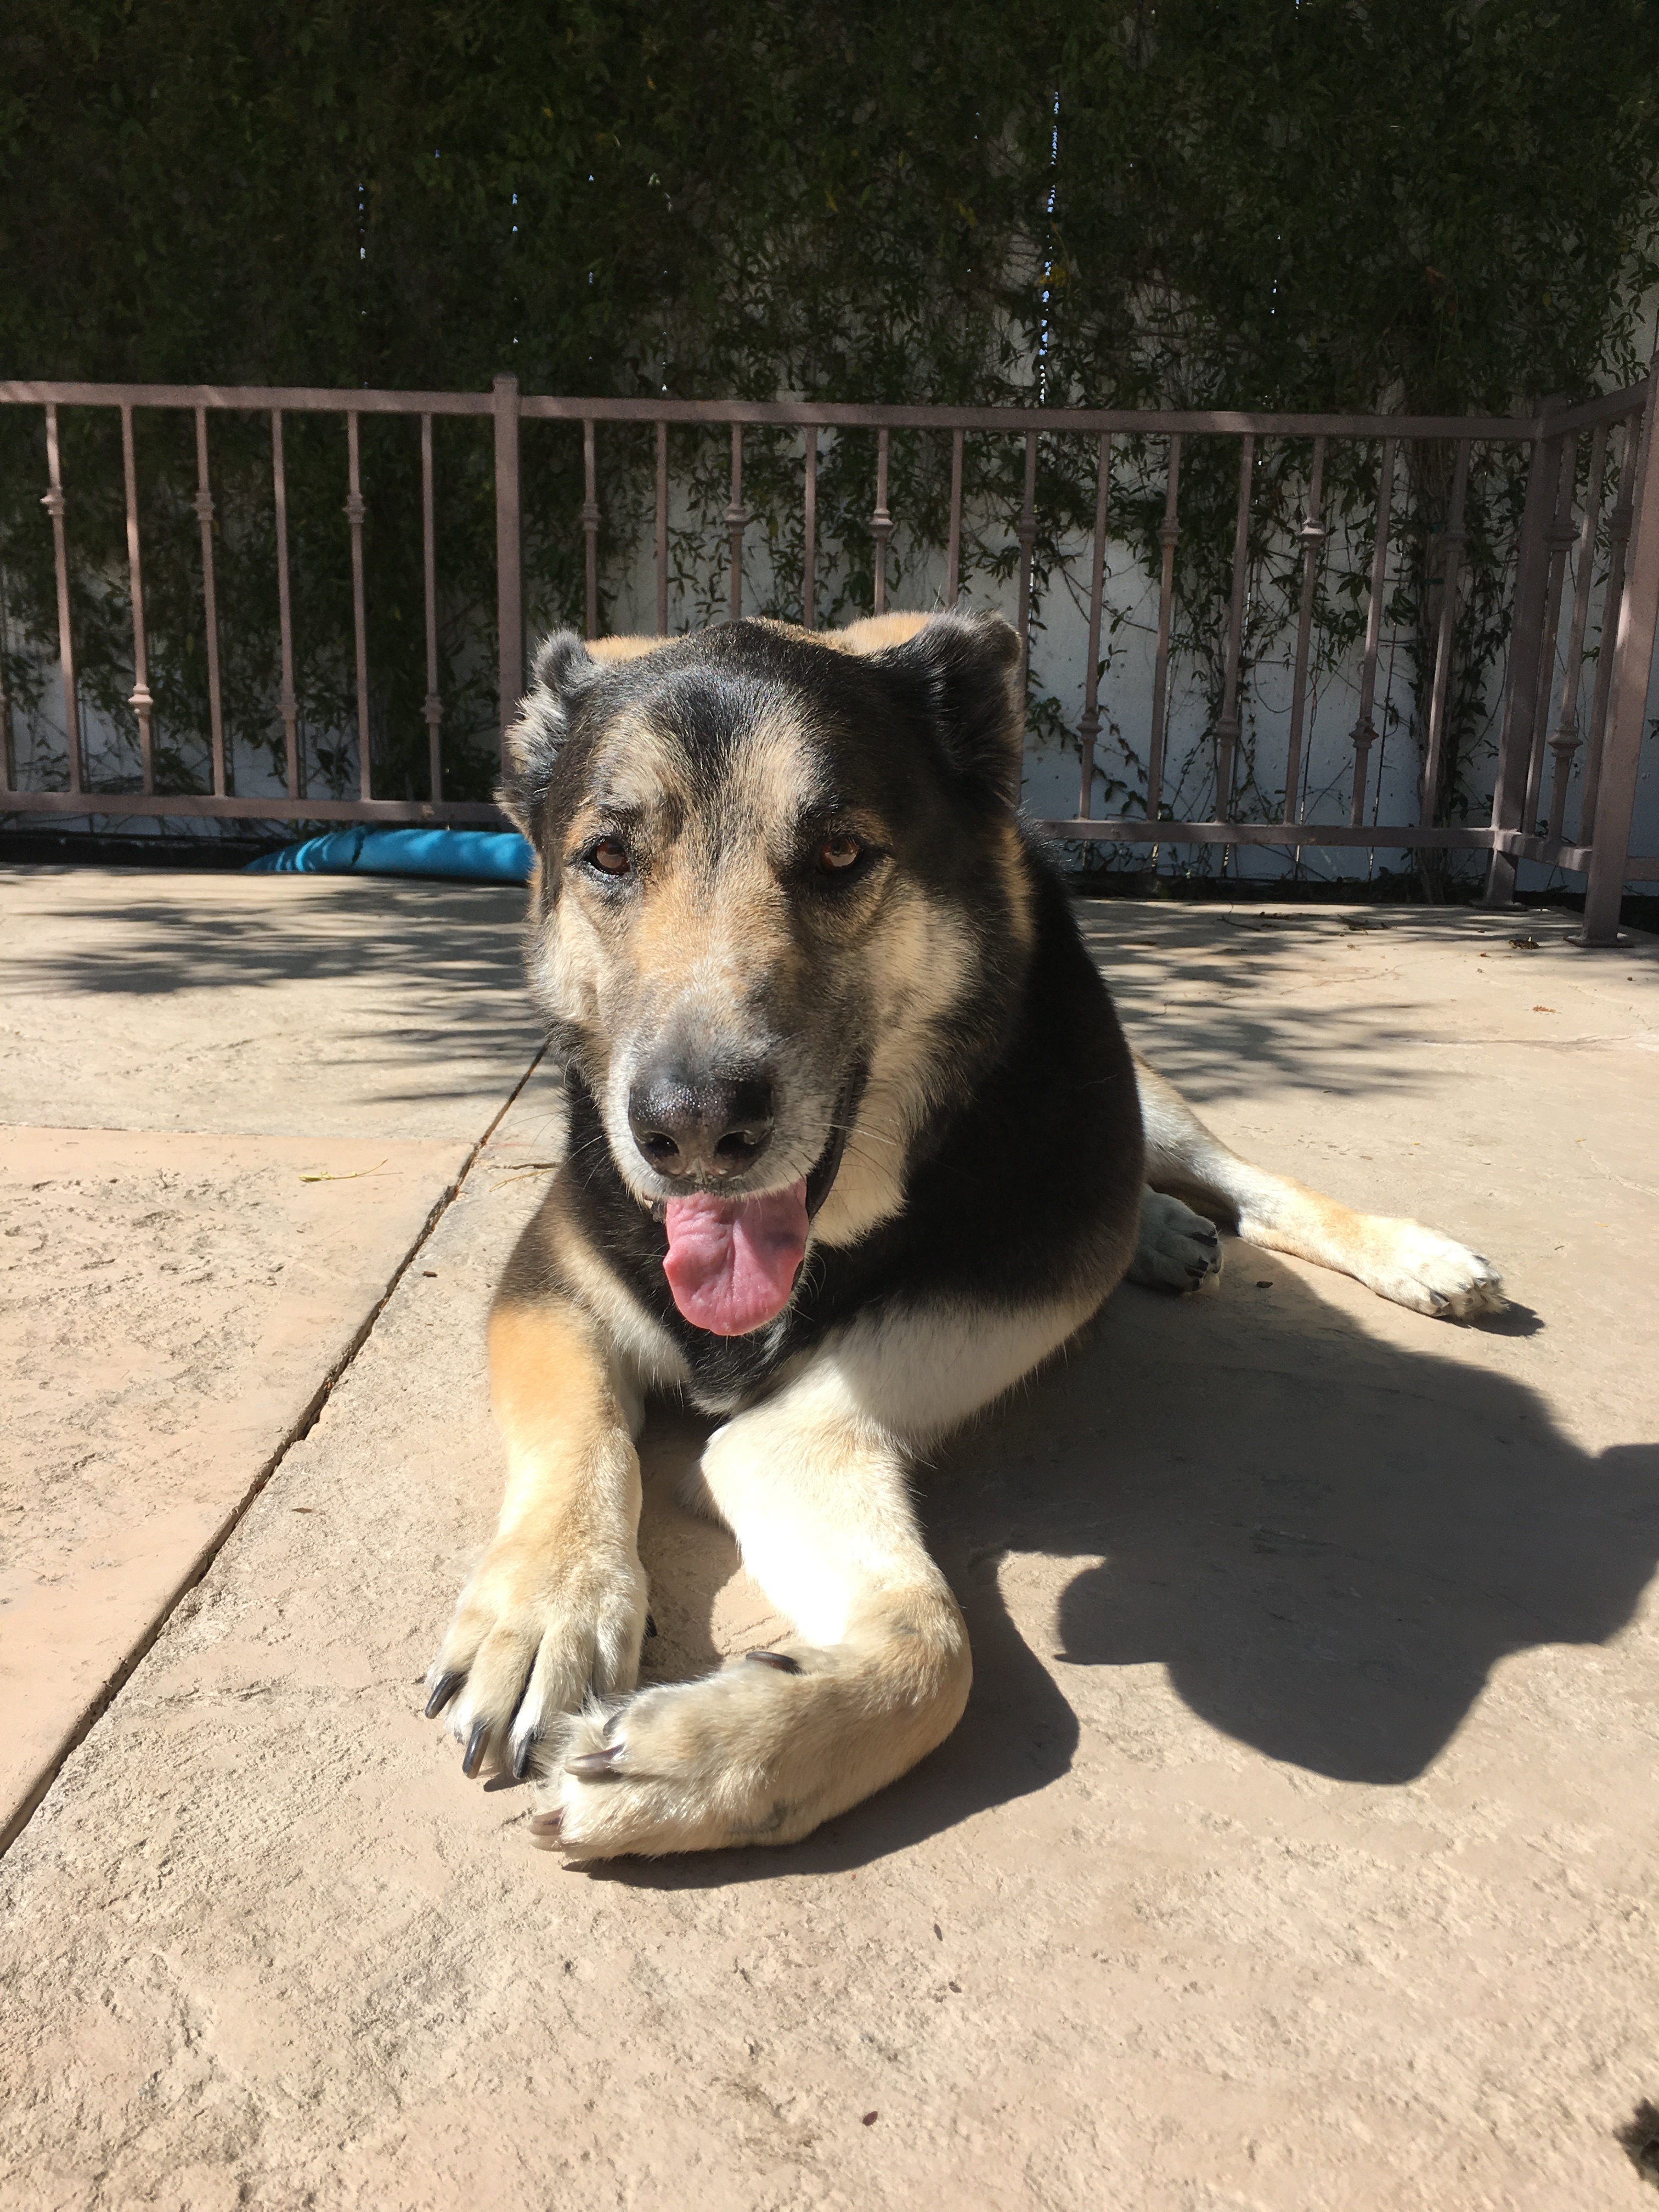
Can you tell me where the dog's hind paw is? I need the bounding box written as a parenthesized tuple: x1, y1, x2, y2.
(1128, 1189, 1224, 1296)
(527, 1663, 828, 1860)
(1363, 1220, 1507, 1321)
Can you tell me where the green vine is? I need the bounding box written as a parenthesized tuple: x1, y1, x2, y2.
(2, 2, 1656, 857)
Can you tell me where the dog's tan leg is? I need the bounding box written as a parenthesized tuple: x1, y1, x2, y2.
(425, 1295, 651, 1779)
(535, 1295, 1097, 1858)
(1131, 1053, 1505, 1319)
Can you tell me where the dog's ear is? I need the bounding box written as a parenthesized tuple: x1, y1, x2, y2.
(876, 610, 1024, 812)
(498, 631, 599, 833)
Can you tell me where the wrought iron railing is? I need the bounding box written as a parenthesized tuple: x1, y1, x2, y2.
(3, 374, 1656, 941)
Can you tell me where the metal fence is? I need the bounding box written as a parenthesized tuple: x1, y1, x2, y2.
(3, 372, 1657, 943)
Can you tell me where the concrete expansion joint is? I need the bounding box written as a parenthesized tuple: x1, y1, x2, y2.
(0, 1041, 547, 1865)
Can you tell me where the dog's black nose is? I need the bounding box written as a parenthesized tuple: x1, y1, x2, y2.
(628, 1074, 775, 1180)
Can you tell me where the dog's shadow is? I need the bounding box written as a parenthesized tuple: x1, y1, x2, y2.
(588, 1257, 1658, 1889)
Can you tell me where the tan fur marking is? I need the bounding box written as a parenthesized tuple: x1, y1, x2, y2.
(612, 709, 814, 1053)
(578, 611, 936, 669)
(566, 704, 693, 847)
(812, 878, 974, 1246)
(725, 701, 819, 845)
(488, 1299, 631, 1517)
(584, 634, 675, 664)
(996, 819, 1036, 956)
(425, 1296, 650, 1773)
(532, 877, 606, 1037)
(820, 611, 936, 655)
(540, 1189, 690, 1400)
(629, 836, 791, 987)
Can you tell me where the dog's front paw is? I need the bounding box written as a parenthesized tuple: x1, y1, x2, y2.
(1367, 1220, 1506, 1321)
(424, 1535, 648, 1781)
(528, 1653, 832, 1859)
(1129, 1189, 1224, 1295)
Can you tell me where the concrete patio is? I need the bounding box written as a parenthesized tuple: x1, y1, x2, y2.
(1, 864, 1656, 2210)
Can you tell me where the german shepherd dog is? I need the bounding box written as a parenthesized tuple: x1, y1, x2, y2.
(424, 609, 1505, 1858)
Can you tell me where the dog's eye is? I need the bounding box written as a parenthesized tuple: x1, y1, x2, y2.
(586, 836, 630, 877)
(817, 834, 862, 874)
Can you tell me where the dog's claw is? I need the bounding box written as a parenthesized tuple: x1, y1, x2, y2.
(511, 1731, 539, 1781)
(424, 1672, 462, 1720)
(566, 1743, 624, 1776)
(528, 1809, 563, 1848)
(462, 1719, 490, 1778)
(745, 1649, 803, 1673)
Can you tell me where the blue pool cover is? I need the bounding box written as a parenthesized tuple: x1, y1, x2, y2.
(246, 826, 534, 883)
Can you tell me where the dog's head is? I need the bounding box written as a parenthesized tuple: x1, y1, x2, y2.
(501, 612, 1035, 1333)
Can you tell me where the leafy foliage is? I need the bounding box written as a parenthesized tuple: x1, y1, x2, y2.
(2, 1, 1656, 836)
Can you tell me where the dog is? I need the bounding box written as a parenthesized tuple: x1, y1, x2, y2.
(424, 608, 1505, 1858)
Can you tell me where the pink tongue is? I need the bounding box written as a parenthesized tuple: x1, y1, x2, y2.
(662, 1181, 810, 1336)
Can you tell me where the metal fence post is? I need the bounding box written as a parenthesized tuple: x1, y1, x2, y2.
(41, 404, 82, 795)
(1482, 426, 1563, 907)
(120, 403, 155, 793)
(1582, 368, 1659, 945)
(494, 373, 523, 760)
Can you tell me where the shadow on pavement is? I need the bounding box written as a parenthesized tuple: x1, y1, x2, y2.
(4, 876, 535, 1111)
(1074, 901, 1652, 1108)
(594, 1255, 1659, 1890)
